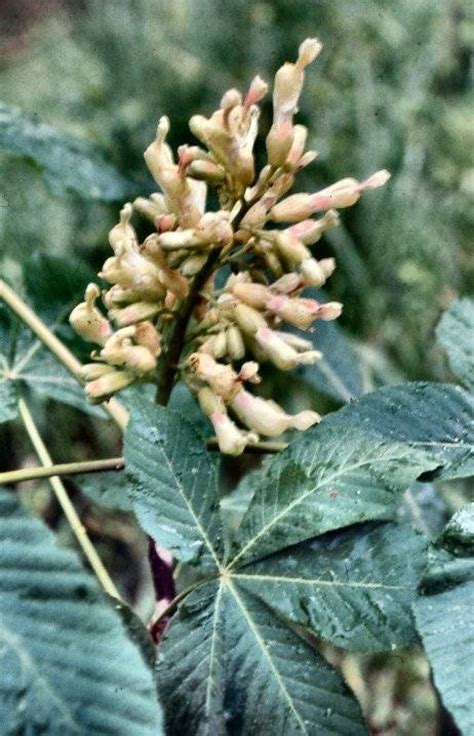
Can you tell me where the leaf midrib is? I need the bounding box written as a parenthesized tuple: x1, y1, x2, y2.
(225, 579, 309, 736)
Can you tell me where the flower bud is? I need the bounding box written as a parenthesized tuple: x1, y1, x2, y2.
(231, 388, 320, 437)
(109, 302, 161, 327)
(238, 361, 260, 383)
(244, 75, 269, 108)
(231, 282, 271, 309)
(80, 363, 115, 381)
(300, 258, 327, 287)
(197, 386, 225, 416)
(285, 125, 308, 168)
(319, 258, 336, 278)
(274, 231, 311, 265)
(101, 327, 157, 374)
(317, 301, 343, 321)
(85, 370, 135, 403)
(271, 273, 303, 294)
(233, 303, 268, 336)
(108, 203, 137, 254)
(181, 253, 208, 276)
(133, 196, 167, 223)
(255, 326, 322, 369)
(69, 284, 113, 346)
(269, 193, 314, 223)
(288, 210, 340, 245)
(266, 294, 321, 330)
(209, 411, 258, 456)
(134, 321, 161, 356)
(226, 326, 246, 360)
(188, 353, 239, 401)
(187, 160, 226, 183)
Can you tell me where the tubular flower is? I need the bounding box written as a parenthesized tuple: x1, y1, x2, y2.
(70, 38, 390, 453)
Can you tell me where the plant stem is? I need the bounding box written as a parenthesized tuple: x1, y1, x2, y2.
(0, 457, 124, 485)
(206, 437, 287, 453)
(0, 279, 128, 431)
(155, 249, 220, 405)
(18, 398, 121, 600)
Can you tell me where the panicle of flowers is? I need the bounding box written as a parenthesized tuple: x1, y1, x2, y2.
(70, 38, 390, 454)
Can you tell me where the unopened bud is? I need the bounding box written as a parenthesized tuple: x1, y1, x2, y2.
(300, 258, 327, 287)
(244, 75, 269, 108)
(108, 203, 137, 253)
(133, 196, 166, 223)
(69, 284, 112, 346)
(317, 301, 343, 321)
(255, 326, 322, 369)
(270, 193, 314, 223)
(266, 294, 321, 330)
(210, 411, 258, 456)
(80, 363, 115, 381)
(109, 302, 161, 327)
(86, 370, 135, 403)
(231, 282, 271, 309)
(231, 388, 320, 437)
(233, 303, 268, 336)
(226, 326, 246, 360)
(198, 386, 225, 416)
(288, 210, 340, 245)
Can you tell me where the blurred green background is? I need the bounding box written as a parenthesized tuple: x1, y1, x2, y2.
(1, 1, 472, 734)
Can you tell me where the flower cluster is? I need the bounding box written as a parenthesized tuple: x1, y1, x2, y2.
(70, 38, 389, 454)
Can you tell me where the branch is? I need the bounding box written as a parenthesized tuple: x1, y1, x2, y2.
(18, 398, 121, 600)
(155, 249, 220, 405)
(0, 279, 128, 431)
(0, 457, 124, 485)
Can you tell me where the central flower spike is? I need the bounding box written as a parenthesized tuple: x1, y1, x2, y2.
(70, 38, 390, 454)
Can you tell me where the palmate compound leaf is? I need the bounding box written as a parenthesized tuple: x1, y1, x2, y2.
(0, 488, 163, 736)
(157, 581, 366, 736)
(413, 504, 474, 736)
(124, 396, 224, 568)
(230, 383, 474, 566)
(0, 103, 136, 201)
(436, 298, 474, 392)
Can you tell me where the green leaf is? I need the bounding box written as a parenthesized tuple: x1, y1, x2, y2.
(323, 383, 474, 480)
(0, 103, 136, 201)
(230, 383, 472, 565)
(231, 430, 434, 567)
(436, 298, 474, 391)
(124, 397, 223, 568)
(158, 581, 366, 735)
(296, 317, 363, 402)
(234, 521, 427, 651)
(0, 488, 163, 735)
(413, 504, 474, 735)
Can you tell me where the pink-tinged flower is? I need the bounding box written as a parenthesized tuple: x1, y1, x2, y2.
(308, 170, 391, 211)
(109, 302, 161, 327)
(288, 210, 340, 245)
(85, 369, 135, 403)
(188, 353, 240, 400)
(69, 284, 113, 346)
(231, 388, 321, 437)
(266, 39, 322, 167)
(265, 294, 321, 330)
(255, 327, 322, 369)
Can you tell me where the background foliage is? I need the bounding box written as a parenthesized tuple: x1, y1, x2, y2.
(0, 1, 473, 733)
